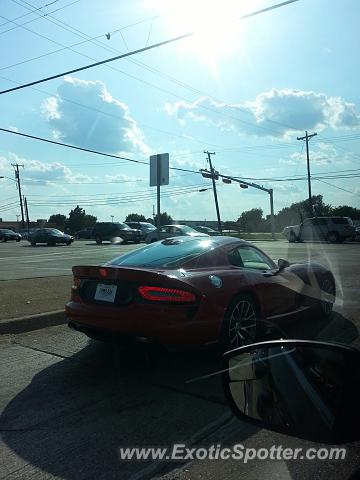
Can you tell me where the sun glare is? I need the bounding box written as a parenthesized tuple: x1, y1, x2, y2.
(151, 0, 245, 69)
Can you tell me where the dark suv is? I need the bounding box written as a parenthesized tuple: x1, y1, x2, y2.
(125, 221, 156, 240)
(92, 222, 141, 244)
(283, 216, 355, 243)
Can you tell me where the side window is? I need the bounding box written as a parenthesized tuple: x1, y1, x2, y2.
(229, 246, 273, 270)
(228, 249, 244, 267)
(160, 227, 167, 234)
(316, 218, 327, 225)
(303, 219, 311, 226)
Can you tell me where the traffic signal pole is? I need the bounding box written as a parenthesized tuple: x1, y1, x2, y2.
(297, 131, 317, 212)
(11, 163, 25, 229)
(204, 151, 222, 234)
(201, 168, 276, 240)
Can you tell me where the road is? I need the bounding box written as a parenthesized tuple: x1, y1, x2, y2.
(0, 240, 142, 280)
(1, 325, 359, 480)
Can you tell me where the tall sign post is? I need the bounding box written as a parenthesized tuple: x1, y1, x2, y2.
(150, 153, 169, 238)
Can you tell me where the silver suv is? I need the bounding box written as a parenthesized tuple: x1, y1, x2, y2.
(283, 217, 355, 243)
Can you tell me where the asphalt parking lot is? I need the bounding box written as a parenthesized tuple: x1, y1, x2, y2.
(0, 240, 142, 280)
(1, 238, 360, 479)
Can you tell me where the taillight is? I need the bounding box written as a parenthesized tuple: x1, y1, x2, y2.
(138, 286, 196, 303)
(72, 277, 81, 293)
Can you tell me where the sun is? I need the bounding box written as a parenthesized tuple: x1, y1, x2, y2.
(149, 0, 246, 69)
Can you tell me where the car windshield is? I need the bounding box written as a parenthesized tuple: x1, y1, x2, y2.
(0, 229, 14, 233)
(178, 225, 197, 233)
(49, 229, 63, 234)
(108, 238, 214, 268)
(116, 223, 130, 230)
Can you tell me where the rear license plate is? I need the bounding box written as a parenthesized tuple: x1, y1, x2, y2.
(94, 283, 117, 303)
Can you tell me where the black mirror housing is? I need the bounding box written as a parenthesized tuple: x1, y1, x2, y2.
(222, 340, 360, 444)
(277, 258, 290, 270)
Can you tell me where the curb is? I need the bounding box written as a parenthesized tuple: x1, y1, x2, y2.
(0, 310, 67, 335)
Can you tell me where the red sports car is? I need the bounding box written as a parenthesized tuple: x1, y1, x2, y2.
(66, 236, 335, 349)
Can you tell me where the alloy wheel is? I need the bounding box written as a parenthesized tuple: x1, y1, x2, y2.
(228, 299, 257, 348)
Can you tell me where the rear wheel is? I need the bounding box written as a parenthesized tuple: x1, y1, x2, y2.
(288, 231, 297, 243)
(327, 231, 339, 243)
(220, 294, 258, 350)
(31, 241, 36, 246)
(95, 235, 102, 245)
(16, 238, 21, 242)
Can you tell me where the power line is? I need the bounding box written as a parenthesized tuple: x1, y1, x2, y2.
(0, 126, 203, 175)
(315, 178, 360, 197)
(0, 0, 300, 96)
(0, 0, 80, 34)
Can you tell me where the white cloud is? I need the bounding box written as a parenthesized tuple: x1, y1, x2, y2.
(279, 142, 350, 166)
(6, 153, 91, 186)
(165, 89, 360, 138)
(41, 76, 150, 155)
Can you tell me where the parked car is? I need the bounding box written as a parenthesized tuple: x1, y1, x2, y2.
(19, 228, 37, 241)
(92, 222, 141, 244)
(124, 221, 156, 240)
(145, 224, 209, 243)
(353, 225, 360, 241)
(67, 236, 335, 348)
(0, 229, 21, 242)
(75, 227, 94, 240)
(283, 216, 355, 243)
(193, 225, 221, 236)
(29, 228, 74, 246)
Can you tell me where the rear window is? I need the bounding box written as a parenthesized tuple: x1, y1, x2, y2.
(331, 217, 353, 225)
(108, 238, 214, 268)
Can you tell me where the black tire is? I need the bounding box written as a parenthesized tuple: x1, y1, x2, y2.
(150, 238, 157, 243)
(31, 241, 36, 246)
(220, 294, 258, 351)
(16, 238, 21, 242)
(327, 231, 339, 244)
(317, 275, 335, 317)
(66, 241, 72, 246)
(95, 235, 102, 245)
(288, 231, 296, 243)
(134, 239, 140, 244)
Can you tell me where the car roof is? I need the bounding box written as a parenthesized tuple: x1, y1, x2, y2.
(160, 235, 250, 246)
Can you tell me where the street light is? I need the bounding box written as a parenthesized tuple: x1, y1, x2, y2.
(111, 215, 114, 223)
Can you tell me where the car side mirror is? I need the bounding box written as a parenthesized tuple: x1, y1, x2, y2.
(222, 340, 360, 444)
(277, 258, 290, 271)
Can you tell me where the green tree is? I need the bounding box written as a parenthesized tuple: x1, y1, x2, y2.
(237, 208, 264, 232)
(66, 206, 97, 233)
(153, 212, 173, 227)
(48, 214, 67, 231)
(275, 195, 332, 231)
(125, 213, 147, 222)
(331, 205, 360, 220)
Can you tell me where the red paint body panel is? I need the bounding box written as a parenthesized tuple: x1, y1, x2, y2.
(66, 238, 333, 346)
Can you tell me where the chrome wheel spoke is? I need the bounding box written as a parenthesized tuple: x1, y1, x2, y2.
(228, 300, 257, 346)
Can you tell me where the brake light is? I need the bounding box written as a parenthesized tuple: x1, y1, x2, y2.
(138, 286, 196, 303)
(71, 277, 81, 299)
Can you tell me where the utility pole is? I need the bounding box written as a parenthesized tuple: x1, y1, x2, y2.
(24, 197, 30, 231)
(11, 163, 25, 229)
(297, 131, 317, 211)
(204, 151, 222, 234)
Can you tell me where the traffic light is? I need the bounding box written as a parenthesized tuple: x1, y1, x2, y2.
(222, 178, 232, 184)
(200, 169, 219, 180)
(239, 184, 249, 189)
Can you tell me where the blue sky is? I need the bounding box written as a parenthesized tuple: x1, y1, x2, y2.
(1, 0, 359, 223)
